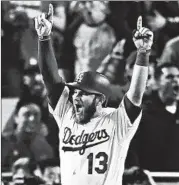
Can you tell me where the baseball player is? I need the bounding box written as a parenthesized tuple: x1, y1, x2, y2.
(35, 4, 153, 185)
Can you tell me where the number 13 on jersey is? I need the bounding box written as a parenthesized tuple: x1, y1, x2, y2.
(87, 152, 108, 174)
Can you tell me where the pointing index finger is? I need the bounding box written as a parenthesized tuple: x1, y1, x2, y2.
(137, 16, 142, 30)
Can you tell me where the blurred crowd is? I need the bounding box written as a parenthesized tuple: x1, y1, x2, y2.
(1, 1, 179, 185)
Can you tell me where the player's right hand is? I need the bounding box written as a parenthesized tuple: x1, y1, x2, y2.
(35, 4, 53, 38)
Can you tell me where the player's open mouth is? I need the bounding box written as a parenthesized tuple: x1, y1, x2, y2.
(75, 104, 83, 114)
(173, 85, 179, 95)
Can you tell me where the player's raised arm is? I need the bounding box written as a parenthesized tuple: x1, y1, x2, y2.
(35, 4, 65, 108)
(126, 16, 153, 107)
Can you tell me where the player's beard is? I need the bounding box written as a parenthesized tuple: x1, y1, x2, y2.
(72, 99, 96, 125)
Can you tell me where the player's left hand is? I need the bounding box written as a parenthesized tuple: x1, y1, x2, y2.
(133, 16, 154, 51)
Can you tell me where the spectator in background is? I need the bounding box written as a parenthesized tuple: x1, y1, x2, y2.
(159, 36, 179, 69)
(140, 1, 179, 57)
(97, 39, 126, 84)
(107, 1, 140, 57)
(39, 159, 61, 185)
(122, 166, 156, 185)
(97, 39, 129, 108)
(72, 1, 116, 77)
(2, 65, 47, 136)
(2, 65, 60, 160)
(127, 63, 179, 171)
(57, 1, 116, 82)
(145, 1, 179, 37)
(2, 99, 54, 171)
(1, 1, 29, 97)
(22, 65, 47, 99)
(21, 66, 60, 159)
(12, 157, 44, 185)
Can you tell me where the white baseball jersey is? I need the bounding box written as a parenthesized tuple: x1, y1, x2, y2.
(49, 87, 142, 185)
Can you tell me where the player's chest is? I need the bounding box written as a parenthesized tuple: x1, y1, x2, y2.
(59, 121, 115, 156)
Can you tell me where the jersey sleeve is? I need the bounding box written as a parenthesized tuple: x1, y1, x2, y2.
(48, 86, 72, 128)
(110, 98, 142, 141)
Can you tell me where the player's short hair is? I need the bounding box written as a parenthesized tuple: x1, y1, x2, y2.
(154, 62, 179, 80)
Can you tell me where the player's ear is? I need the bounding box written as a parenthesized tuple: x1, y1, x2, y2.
(95, 94, 106, 106)
(101, 94, 106, 105)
